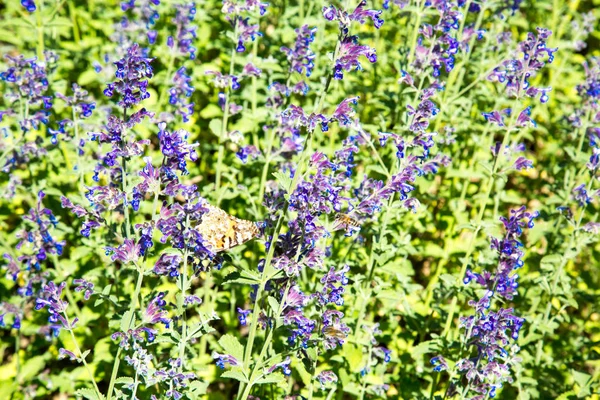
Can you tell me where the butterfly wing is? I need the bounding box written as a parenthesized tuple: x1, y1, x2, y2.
(196, 205, 260, 252)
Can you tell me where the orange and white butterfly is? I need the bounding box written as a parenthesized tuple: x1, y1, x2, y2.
(196, 204, 261, 252)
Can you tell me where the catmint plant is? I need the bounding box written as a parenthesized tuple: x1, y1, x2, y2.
(1, 0, 599, 399)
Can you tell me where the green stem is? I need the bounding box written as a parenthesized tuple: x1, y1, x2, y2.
(159, 50, 176, 108)
(14, 301, 23, 385)
(239, 27, 338, 395)
(239, 284, 292, 400)
(52, 254, 83, 320)
(238, 132, 317, 399)
(63, 311, 102, 399)
(178, 215, 191, 370)
(67, 0, 81, 43)
(306, 347, 320, 400)
(563, 110, 592, 193)
(131, 372, 140, 400)
(534, 182, 590, 365)
(107, 268, 145, 400)
(258, 127, 276, 202)
(215, 23, 240, 201)
(73, 107, 85, 197)
(442, 96, 520, 338)
(35, 3, 44, 60)
(407, 0, 424, 65)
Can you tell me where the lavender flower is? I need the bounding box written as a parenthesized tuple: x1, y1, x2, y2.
(267, 356, 292, 376)
(316, 370, 338, 389)
(281, 25, 317, 77)
(439, 207, 538, 397)
(170, 2, 198, 59)
(237, 307, 251, 325)
(153, 358, 197, 398)
(143, 292, 171, 327)
(169, 67, 195, 122)
(21, 0, 36, 11)
(158, 122, 199, 175)
(118, 0, 161, 46)
(104, 44, 154, 108)
(73, 279, 94, 301)
(333, 35, 377, 80)
(488, 28, 557, 101)
(153, 253, 182, 277)
(213, 352, 239, 369)
(0, 52, 53, 132)
(35, 281, 75, 336)
(16, 191, 65, 269)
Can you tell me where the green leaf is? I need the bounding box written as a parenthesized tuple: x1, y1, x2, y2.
(218, 334, 245, 364)
(272, 171, 292, 193)
(102, 284, 112, 296)
(223, 270, 262, 285)
(209, 119, 223, 137)
(221, 367, 249, 383)
(115, 377, 134, 385)
(74, 388, 103, 400)
(20, 355, 47, 381)
(571, 369, 592, 397)
(255, 371, 285, 385)
(267, 296, 280, 314)
(188, 380, 209, 396)
(342, 343, 363, 373)
(120, 310, 135, 332)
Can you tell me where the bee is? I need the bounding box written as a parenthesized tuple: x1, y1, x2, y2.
(332, 213, 361, 233)
(323, 325, 348, 340)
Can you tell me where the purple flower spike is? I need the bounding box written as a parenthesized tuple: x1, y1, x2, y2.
(104, 44, 153, 108)
(281, 25, 317, 77)
(144, 292, 171, 327)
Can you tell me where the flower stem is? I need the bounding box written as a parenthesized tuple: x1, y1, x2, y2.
(534, 181, 590, 365)
(306, 347, 320, 400)
(215, 22, 239, 201)
(35, 3, 44, 60)
(73, 107, 85, 198)
(442, 98, 520, 338)
(131, 372, 140, 400)
(107, 267, 145, 400)
(159, 49, 176, 108)
(178, 215, 191, 370)
(63, 311, 102, 399)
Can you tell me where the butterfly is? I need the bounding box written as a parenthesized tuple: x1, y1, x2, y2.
(196, 204, 261, 252)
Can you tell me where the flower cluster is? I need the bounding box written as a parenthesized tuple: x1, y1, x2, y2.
(281, 25, 317, 77)
(0, 52, 55, 133)
(488, 28, 557, 102)
(118, 0, 161, 47)
(104, 43, 154, 108)
(169, 67, 195, 122)
(169, 2, 198, 59)
(35, 281, 74, 337)
(52, 83, 96, 145)
(435, 207, 538, 398)
(221, 0, 267, 53)
(15, 191, 65, 269)
(323, 1, 383, 80)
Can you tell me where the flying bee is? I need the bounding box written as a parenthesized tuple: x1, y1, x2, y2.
(323, 325, 348, 340)
(332, 213, 361, 235)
